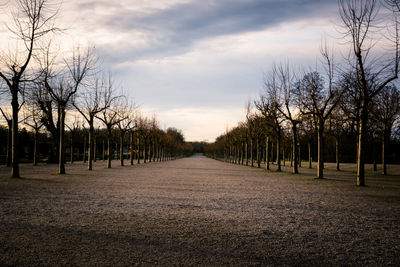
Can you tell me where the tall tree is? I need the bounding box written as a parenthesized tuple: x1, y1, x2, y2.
(339, 0, 400, 185)
(116, 101, 134, 167)
(33, 81, 59, 162)
(0, 107, 13, 167)
(73, 73, 113, 170)
(65, 115, 81, 164)
(97, 94, 125, 169)
(23, 104, 44, 165)
(296, 48, 346, 179)
(255, 76, 286, 172)
(373, 85, 400, 175)
(0, 0, 59, 177)
(42, 47, 95, 174)
(270, 63, 302, 174)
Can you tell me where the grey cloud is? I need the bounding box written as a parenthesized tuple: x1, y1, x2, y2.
(86, 0, 337, 63)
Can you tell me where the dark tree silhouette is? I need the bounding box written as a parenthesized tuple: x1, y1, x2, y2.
(339, 0, 400, 185)
(0, 0, 59, 177)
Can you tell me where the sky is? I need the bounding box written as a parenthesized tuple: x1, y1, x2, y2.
(2, 0, 341, 142)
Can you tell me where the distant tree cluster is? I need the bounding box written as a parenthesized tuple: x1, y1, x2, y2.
(0, 0, 193, 177)
(205, 0, 400, 186)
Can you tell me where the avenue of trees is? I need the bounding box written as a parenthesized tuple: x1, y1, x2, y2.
(0, 0, 194, 177)
(205, 0, 400, 186)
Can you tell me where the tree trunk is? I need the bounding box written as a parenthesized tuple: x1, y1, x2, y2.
(148, 142, 152, 163)
(93, 135, 97, 162)
(298, 142, 301, 168)
(58, 105, 66, 175)
(283, 142, 285, 166)
(317, 122, 324, 179)
(153, 142, 156, 162)
(130, 132, 134, 165)
(237, 144, 241, 163)
(245, 142, 248, 166)
(276, 133, 281, 172)
(137, 136, 141, 164)
(102, 140, 105, 162)
(382, 127, 388, 175)
(144, 140, 147, 163)
(271, 142, 274, 164)
(266, 136, 270, 170)
(335, 136, 340, 171)
(257, 138, 260, 168)
(290, 143, 293, 167)
(70, 137, 74, 164)
(250, 139, 254, 167)
(292, 124, 298, 174)
(240, 142, 243, 164)
(107, 126, 112, 168)
(11, 88, 20, 178)
(88, 123, 94, 171)
(308, 140, 312, 169)
(357, 101, 367, 186)
(120, 131, 124, 166)
(33, 130, 38, 166)
(6, 121, 11, 167)
(83, 135, 87, 163)
(373, 138, 377, 171)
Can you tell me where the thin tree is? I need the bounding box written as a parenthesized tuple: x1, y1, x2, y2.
(339, 0, 400, 185)
(65, 115, 81, 164)
(23, 104, 44, 165)
(255, 75, 286, 172)
(296, 49, 346, 179)
(271, 63, 302, 174)
(373, 85, 400, 175)
(0, 0, 59, 177)
(0, 107, 13, 166)
(33, 80, 59, 162)
(328, 107, 348, 172)
(96, 94, 125, 169)
(73, 74, 113, 170)
(42, 47, 95, 174)
(116, 101, 134, 167)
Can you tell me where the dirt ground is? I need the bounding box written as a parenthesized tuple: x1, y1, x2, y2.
(0, 155, 399, 266)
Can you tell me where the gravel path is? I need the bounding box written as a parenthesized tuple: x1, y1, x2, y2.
(0, 155, 399, 266)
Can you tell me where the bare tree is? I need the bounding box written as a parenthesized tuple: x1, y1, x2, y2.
(65, 115, 81, 164)
(339, 0, 400, 185)
(373, 84, 400, 175)
(33, 80, 59, 162)
(270, 63, 302, 174)
(245, 102, 255, 167)
(23, 104, 44, 165)
(135, 115, 148, 165)
(255, 73, 286, 172)
(42, 47, 95, 174)
(299, 114, 315, 169)
(73, 73, 113, 170)
(296, 48, 346, 179)
(0, 0, 59, 177)
(328, 108, 346, 171)
(0, 106, 13, 167)
(116, 101, 134, 167)
(96, 94, 125, 169)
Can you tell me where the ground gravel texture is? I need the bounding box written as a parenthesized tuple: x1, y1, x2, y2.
(0, 155, 400, 266)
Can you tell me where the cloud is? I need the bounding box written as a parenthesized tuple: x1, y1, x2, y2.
(141, 106, 247, 142)
(61, 0, 337, 64)
(1, 0, 340, 141)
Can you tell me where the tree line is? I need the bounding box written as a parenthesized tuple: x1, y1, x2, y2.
(0, 0, 194, 177)
(205, 0, 400, 186)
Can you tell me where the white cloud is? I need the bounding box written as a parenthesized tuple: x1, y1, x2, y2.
(141, 106, 246, 142)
